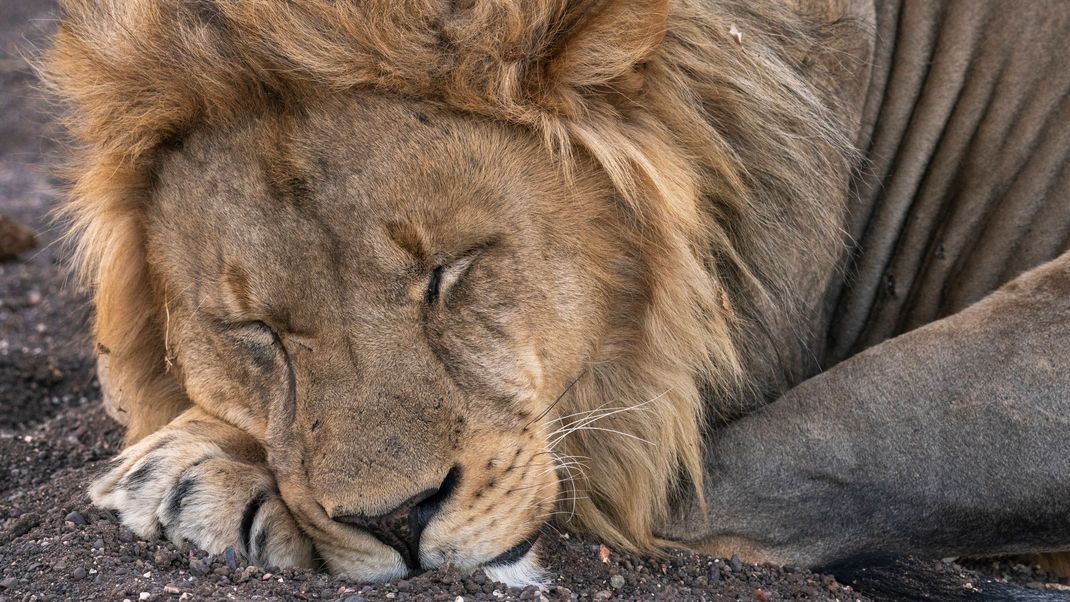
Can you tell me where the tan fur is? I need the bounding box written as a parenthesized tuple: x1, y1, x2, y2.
(44, 0, 857, 563)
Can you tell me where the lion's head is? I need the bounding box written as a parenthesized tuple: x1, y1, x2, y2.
(47, 0, 852, 582)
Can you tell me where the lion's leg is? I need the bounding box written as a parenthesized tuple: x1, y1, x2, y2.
(672, 250, 1070, 570)
(92, 406, 313, 569)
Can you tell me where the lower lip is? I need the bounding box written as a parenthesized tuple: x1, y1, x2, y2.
(486, 532, 540, 568)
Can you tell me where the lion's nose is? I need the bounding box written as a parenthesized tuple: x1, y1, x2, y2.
(333, 467, 459, 570)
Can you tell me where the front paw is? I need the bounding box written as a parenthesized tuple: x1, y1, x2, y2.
(91, 427, 312, 568)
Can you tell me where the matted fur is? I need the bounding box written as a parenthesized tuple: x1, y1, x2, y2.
(45, 0, 856, 551)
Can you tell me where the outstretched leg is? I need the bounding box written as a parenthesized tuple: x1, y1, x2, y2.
(92, 407, 313, 569)
(670, 250, 1070, 570)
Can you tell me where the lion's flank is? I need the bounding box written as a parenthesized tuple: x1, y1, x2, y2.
(44, 0, 859, 551)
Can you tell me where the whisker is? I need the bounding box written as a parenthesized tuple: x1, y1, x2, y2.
(548, 388, 672, 448)
(552, 426, 655, 449)
(523, 367, 588, 431)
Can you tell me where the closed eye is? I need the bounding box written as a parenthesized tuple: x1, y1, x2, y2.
(233, 320, 280, 347)
(427, 265, 445, 304)
(425, 256, 478, 306)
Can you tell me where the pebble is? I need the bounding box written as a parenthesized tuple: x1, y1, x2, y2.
(0, 577, 17, 589)
(188, 559, 209, 577)
(64, 511, 88, 526)
(138, 592, 154, 601)
(609, 575, 625, 589)
(154, 549, 172, 567)
(223, 547, 238, 570)
(163, 585, 181, 594)
(71, 567, 87, 581)
(729, 554, 743, 572)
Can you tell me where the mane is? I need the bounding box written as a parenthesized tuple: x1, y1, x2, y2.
(44, 0, 858, 551)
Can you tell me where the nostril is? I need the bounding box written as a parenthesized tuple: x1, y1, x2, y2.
(334, 466, 461, 570)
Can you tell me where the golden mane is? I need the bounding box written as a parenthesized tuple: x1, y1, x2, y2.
(44, 0, 857, 551)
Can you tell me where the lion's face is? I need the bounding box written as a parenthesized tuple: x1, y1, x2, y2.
(144, 94, 632, 580)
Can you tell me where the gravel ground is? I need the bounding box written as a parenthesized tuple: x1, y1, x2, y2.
(1, 3, 1067, 601)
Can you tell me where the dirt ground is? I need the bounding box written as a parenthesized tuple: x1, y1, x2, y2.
(2, 3, 1068, 601)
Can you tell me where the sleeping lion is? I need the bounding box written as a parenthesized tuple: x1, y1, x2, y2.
(45, 0, 1070, 586)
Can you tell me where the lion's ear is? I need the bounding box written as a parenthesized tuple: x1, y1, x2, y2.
(443, 0, 670, 117)
(539, 0, 670, 98)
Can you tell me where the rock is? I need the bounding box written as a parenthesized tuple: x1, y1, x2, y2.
(729, 554, 743, 572)
(188, 559, 209, 577)
(71, 567, 87, 581)
(223, 547, 238, 570)
(341, 596, 367, 602)
(154, 549, 172, 567)
(0, 577, 17, 589)
(0, 213, 38, 261)
(609, 575, 625, 589)
(64, 511, 88, 526)
(163, 585, 181, 595)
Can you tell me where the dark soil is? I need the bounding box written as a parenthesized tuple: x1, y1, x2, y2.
(1, 3, 1067, 601)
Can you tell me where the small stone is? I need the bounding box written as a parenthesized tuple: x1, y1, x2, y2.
(609, 575, 625, 589)
(93, 538, 106, 550)
(223, 547, 238, 570)
(139, 592, 155, 602)
(154, 549, 172, 567)
(261, 572, 274, 581)
(0, 577, 18, 588)
(729, 554, 743, 572)
(64, 511, 88, 526)
(163, 585, 181, 595)
(179, 594, 192, 602)
(71, 567, 87, 581)
(341, 596, 367, 602)
(188, 559, 209, 577)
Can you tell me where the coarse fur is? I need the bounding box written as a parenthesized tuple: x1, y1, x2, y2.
(44, 0, 860, 576)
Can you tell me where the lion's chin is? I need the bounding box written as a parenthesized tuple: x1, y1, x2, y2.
(325, 541, 546, 588)
(481, 551, 546, 588)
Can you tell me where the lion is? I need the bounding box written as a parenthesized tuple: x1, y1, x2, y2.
(44, 0, 1070, 586)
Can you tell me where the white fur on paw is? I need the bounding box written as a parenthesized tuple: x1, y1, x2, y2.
(90, 432, 312, 569)
(90, 431, 225, 539)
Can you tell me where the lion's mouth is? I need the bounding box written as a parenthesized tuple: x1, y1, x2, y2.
(486, 529, 542, 568)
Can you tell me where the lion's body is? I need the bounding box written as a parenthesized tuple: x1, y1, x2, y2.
(45, 0, 1070, 584)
